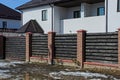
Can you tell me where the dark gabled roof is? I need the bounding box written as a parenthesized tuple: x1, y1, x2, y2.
(16, 0, 71, 10)
(16, 20, 44, 33)
(0, 3, 21, 20)
(17, 0, 104, 10)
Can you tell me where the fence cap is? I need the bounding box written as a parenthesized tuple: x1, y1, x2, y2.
(77, 30, 86, 32)
(118, 28, 120, 31)
(48, 32, 56, 34)
(26, 32, 32, 34)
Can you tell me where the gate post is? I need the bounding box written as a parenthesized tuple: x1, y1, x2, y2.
(48, 32, 55, 65)
(0, 35, 5, 59)
(26, 32, 32, 62)
(77, 30, 86, 68)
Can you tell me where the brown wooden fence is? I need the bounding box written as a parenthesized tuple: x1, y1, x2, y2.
(55, 34, 77, 59)
(32, 34, 48, 57)
(5, 36, 26, 60)
(0, 30, 120, 68)
(85, 32, 118, 64)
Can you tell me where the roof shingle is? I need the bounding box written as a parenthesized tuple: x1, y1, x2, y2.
(0, 3, 21, 20)
(16, 0, 70, 10)
(16, 20, 44, 33)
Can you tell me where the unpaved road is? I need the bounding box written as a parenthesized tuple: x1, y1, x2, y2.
(0, 61, 119, 80)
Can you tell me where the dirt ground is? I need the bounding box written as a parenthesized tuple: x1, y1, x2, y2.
(0, 61, 120, 80)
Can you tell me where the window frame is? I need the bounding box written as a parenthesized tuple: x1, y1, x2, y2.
(97, 7, 105, 16)
(2, 21, 7, 29)
(42, 10, 48, 21)
(73, 10, 80, 18)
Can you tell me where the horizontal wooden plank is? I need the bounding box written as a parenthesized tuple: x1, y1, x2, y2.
(86, 53, 118, 57)
(85, 60, 118, 64)
(32, 53, 48, 55)
(86, 56, 118, 61)
(55, 48, 76, 52)
(86, 35, 118, 39)
(86, 46, 118, 50)
(86, 39, 118, 43)
(55, 51, 76, 54)
(86, 32, 117, 36)
(86, 49, 117, 53)
(86, 43, 118, 46)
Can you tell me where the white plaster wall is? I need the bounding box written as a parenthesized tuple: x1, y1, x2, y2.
(84, 3, 91, 17)
(62, 16, 106, 33)
(22, 5, 52, 33)
(107, 0, 120, 32)
(0, 18, 21, 29)
(54, 6, 67, 34)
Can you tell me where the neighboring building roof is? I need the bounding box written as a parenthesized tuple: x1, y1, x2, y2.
(16, 20, 44, 33)
(0, 3, 21, 20)
(17, 0, 104, 10)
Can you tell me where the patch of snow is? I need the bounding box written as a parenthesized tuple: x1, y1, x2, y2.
(0, 73, 12, 79)
(0, 61, 24, 68)
(0, 62, 16, 68)
(49, 71, 110, 79)
(0, 70, 12, 79)
(60, 71, 108, 78)
(49, 72, 62, 79)
(11, 75, 24, 80)
(0, 70, 9, 73)
(89, 79, 101, 80)
(10, 61, 25, 64)
(113, 78, 120, 80)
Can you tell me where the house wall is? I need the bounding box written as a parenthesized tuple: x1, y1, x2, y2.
(67, 6, 81, 19)
(21, 0, 120, 33)
(107, 0, 120, 32)
(62, 16, 105, 33)
(0, 19, 21, 29)
(60, 2, 105, 33)
(22, 5, 52, 33)
(54, 6, 67, 33)
(90, 2, 105, 16)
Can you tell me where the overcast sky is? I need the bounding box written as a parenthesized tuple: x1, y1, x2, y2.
(0, 0, 31, 10)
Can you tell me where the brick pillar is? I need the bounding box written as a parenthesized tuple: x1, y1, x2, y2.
(77, 30, 86, 68)
(48, 32, 55, 65)
(0, 35, 5, 59)
(25, 73, 30, 80)
(118, 29, 120, 67)
(26, 32, 32, 62)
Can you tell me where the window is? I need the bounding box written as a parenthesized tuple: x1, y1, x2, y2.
(73, 11, 80, 18)
(42, 10, 47, 21)
(97, 7, 105, 16)
(2, 21, 7, 29)
(118, 0, 120, 11)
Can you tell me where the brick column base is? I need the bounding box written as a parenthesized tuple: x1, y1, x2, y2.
(48, 32, 55, 65)
(77, 30, 86, 68)
(26, 32, 32, 62)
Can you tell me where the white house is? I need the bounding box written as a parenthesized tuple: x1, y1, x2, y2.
(17, 0, 120, 34)
(0, 3, 21, 29)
